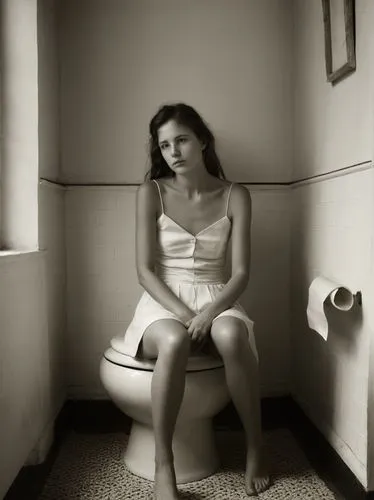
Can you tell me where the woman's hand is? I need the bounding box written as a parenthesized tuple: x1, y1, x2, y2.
(185, 309, 215, 347)
(178, 308, 195, 327)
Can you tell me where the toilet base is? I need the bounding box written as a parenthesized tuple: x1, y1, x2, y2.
(124, 418, 220, 484)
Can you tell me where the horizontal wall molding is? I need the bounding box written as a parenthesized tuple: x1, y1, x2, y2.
(39, 161, 373, 190)
(40, 179, 290, 190)
(291, 161, 373, 188)
(39, 179, 66, 191)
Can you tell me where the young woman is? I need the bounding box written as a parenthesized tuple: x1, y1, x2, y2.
(122, 103, 271, 499)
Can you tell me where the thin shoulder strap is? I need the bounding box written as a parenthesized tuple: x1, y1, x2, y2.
(226, 183, 234, 216)
(152, 179, 164, 214)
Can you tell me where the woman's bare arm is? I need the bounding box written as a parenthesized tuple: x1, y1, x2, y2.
(136, 181, 195, 324)
(202, 184, 252, 319)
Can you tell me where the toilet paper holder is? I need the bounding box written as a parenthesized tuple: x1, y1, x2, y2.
(354, 291, 362, 306)
(328, 288, 362, 308)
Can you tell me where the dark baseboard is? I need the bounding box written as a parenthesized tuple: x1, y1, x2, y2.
(4, 396, 372, 500)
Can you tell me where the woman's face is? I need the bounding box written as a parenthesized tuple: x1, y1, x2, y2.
(157, 120, 205, 175)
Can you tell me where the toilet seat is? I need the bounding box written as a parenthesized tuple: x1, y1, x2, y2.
(106, 336, 224, 372)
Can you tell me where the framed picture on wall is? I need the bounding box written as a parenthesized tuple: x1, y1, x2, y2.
(321, 0, 356, 85)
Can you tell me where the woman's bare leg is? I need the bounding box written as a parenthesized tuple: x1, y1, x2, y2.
(141, 319, 191, 500)
(211, 317, 271, 496)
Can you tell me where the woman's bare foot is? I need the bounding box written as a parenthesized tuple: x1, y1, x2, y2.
(245, 445, 271, 496)
(154, 461, 179, 500)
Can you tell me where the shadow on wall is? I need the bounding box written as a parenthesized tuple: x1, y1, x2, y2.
(226, 190, 291, 395)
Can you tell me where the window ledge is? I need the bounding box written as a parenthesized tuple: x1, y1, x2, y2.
(0, 249, 45, 263)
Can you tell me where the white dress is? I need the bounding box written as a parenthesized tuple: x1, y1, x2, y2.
(119, 180, 258, 362)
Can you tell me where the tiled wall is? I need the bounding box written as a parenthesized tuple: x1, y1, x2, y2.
(39, 181, 67, 412)
(0, 181, 66, 498)
(290, 166, 373, 486)
(0, 252, 49, 499)
(65, 185, 290, 398)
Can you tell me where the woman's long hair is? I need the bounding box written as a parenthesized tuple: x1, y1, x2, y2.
(145, 103, 226, 180)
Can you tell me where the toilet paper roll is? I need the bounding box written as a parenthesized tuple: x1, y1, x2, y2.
(306, 276, 355, 340)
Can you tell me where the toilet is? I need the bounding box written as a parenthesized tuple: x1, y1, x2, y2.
(99, 335, 230, 484)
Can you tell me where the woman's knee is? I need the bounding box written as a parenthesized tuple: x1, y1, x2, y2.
(160, 327, 190, 355)
(211, 317, 247, 357)
(142, 320, 190, 358)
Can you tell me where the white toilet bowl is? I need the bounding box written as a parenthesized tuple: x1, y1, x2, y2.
(99, 336, 230, 484)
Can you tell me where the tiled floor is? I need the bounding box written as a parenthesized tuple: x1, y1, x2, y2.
(4, 397, 372, 500)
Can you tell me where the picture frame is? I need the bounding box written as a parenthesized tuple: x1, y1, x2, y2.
(321, 0, 356, 85)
